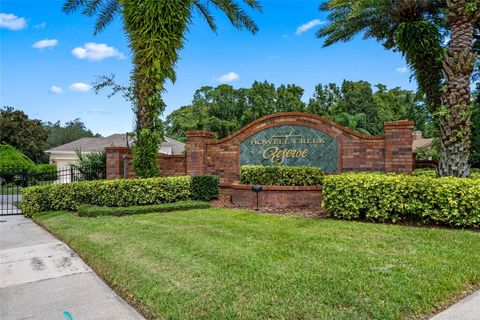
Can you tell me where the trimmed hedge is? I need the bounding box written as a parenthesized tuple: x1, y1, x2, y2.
(32, 164, 58, 182)
(191, 175, 219, 201)
(322, 173, 480, 228)
(240, 165, 323, 186)
(77, 201, 210, 217)
(22, 176, 191, 216)
(413, 168, 480, 179)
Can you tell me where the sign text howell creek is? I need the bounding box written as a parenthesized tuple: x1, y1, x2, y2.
(240, 125, 339, 172)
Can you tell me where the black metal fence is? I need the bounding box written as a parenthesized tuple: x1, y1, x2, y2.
(0, 165, 106, 215)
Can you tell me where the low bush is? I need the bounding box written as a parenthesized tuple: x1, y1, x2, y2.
(413, 168, 480, 179)
(323, 173, 480, 228)
(32, 164, 58, 181)
(240, 165, 323, 186)
(412, 168, 437, 177)
(22, 176, 191, 216)
(471, 168, 480, 179)
(191, 175, 219, 201)
(0, 144, 35, 185)
(77, 201, 210, 217)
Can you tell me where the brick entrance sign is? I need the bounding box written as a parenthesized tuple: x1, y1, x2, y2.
(184, 113, 413, 185)
(106, 112, 414, 208)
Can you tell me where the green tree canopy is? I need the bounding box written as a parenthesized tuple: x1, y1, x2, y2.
(165, 80, 432, 140)
(0, 107, 49, 163)
(45, 118, 100, 149)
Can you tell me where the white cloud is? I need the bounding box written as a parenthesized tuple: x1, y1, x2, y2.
(72, 42, 124, 61)
(295, 19, 324, 36)
(49, 86, 63, 94)
(69, 82, 92, 92)
(88, 108, 112, 115)
(267, 55, 280, 60)
(0, 13, 27, 30)
(396, 66, 408, 73)
(32, 39, 58, 49)
(34, 22, 46, 29)
(216, 72, 239, 83)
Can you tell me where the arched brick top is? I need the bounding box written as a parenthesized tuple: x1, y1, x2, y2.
(207, 112, 384, 145)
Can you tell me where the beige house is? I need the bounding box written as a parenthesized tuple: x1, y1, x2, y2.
(45, 134, 185, 168)
(412, 131, 434, 152)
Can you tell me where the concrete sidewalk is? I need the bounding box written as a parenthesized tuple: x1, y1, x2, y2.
(430, 290, 480, 320)
(0, 215, 144, 320)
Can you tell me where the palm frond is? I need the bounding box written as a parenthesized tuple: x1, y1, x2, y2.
(193, 1, 217, 33)
(63, 0, 89, 13)
(210, 0, 259, 34)
(93, 0, 121, 34)
(82, 0, 105, 17)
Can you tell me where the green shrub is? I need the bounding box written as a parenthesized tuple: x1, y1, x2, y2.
(240, 165, 323, 186)
(322, 173, 480, 228)
(471, 168, 480, 179)
(77, 201, 210, 217)
(412, 168, 437, 177)
(22, 176, 192, 216)
(191, 175, 219, 201)
(413, 168, 480, 179)
(0, 144, 35, 184)
(0, 144, 35, 169)
(33, 164, 58, 181)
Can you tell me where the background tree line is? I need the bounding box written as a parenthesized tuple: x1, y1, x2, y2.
(165, 79, 479, 168)
(165, 80, 433, 139)
(0, 107, 100, 164)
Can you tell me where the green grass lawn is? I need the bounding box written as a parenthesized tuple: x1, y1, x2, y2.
(33, 209, 480, 320)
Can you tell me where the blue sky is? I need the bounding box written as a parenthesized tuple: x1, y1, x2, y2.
(1, 0, 417, 136)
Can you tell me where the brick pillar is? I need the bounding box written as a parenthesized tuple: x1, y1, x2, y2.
(384, 120, 414, 173)
(105, 147, 132, 179)
(185, 130, 214, 176)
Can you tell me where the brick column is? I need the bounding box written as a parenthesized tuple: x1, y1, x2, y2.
(105, 146, 132, 179)
(384, 120, 414, 173)
(185, 130, 214, 176)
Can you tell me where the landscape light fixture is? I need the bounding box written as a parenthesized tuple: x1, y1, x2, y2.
(251, 185, 263, 211)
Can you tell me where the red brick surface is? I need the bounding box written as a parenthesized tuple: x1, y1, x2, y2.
(229, 183, 323, 209)
(107, 113, 414, 188)
(106, 148, 186, 179)
(186, 112, 413, 185)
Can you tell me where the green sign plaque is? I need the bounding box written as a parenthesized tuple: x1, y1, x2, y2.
(240, 125, 339, 173)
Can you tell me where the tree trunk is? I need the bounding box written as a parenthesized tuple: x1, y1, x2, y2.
(438, 0, 479, 177)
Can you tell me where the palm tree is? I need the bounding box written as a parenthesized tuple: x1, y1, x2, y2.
(63, 0, 261, 177)
(317, 0, 479, 177)
(438, 0, 479, 176)
(336, 112, 371, 135)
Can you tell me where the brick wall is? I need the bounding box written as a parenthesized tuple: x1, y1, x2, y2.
(107, 113, 414, 184)
(105, 147, 131, 180)
(185, 131, 215, 176)
(229, 183, 322, 209)
(384, 120, 414, 173)
(106, 147, 186, 179)
(187, 112, 414, 186)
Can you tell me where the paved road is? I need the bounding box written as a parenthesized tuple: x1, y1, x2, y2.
(430, 290, 480, 320)
(0, 215, 144, 320)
